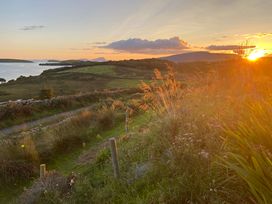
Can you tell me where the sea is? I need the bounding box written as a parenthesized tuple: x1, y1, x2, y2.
(0, 61, 64, 81)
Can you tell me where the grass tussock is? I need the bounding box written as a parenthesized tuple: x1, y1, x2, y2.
(140, 67, 183, 117)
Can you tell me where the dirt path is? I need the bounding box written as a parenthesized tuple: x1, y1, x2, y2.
(77, 140, 109, 165)
(0, 105, 95, 137)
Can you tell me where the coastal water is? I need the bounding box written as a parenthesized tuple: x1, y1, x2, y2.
(0, 61, 63, 81)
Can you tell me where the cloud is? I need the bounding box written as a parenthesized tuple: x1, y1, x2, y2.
(241, 33, 272, 39)
(20, 25, 45, 31)
(92, 42, 107, 45)
(102, 37, 189, 54)
(206, 45, 255, 51)
(94, 51, 121, 55)
(70, 48, 92, 51)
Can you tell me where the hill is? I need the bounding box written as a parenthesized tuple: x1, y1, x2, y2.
(0, 59, 33, 63)
(160, 51, 240, 62)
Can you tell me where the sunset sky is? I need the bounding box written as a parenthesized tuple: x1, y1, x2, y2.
(1, 0, 272, 60)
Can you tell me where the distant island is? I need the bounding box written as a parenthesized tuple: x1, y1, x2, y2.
(0, 59, 33, 63)
(40, 57, 107, 66)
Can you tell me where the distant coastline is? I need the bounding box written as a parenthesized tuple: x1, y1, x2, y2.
(0, 59, 33, 63)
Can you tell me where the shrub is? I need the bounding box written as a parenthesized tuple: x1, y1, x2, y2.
(96, 105, 116, 129)
(0, 102, 34, 121)
(39, 88, 54, 99)
(95, 148, 110, 165)
(0, 136, 39, 184)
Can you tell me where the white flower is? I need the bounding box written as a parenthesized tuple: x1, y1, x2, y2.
(198, 150, 209, 159)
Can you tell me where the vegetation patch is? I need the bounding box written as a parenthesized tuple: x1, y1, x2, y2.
(107, 79, 145, 88)
(61, 65, 117, 76)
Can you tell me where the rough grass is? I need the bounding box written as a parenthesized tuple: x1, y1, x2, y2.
(107, 79, 147, 88)
(0, 89, 139, 129)
(0, 97, 144, 203)
(34, 65, 272, 203)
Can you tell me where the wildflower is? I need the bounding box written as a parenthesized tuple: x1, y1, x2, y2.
(21, 144, 25, 148)
(198, 150, 209, 159)
(69, 178, 75, 186)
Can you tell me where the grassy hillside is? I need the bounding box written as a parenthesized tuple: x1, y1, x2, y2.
(1, 58, 272, 203)
(0, 59, 170, 102)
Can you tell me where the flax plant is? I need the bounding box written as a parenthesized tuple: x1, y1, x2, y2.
(222, 100, 272, 203)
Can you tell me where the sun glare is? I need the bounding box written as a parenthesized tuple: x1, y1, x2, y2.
(247, 49, 266, 61)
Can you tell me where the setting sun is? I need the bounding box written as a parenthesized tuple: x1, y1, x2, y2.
(247, 49, 266, 61)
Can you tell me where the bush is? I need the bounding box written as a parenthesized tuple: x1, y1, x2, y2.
(0, 102, 34, 120)
(0, 136, 39, 184)
(97, 105, 116, 129)
(95, 148, 110, 165)
(39, 88, 54, 99)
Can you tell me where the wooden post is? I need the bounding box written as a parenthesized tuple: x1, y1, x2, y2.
(109, 137, 120, 178)
(125, 108, 129, 134)
(40, 164, 46, 178)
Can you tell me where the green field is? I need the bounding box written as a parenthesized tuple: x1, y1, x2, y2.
(62, 65, 117, 75)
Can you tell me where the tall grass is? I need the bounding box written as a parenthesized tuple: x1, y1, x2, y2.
(138, 65, 272, 202)
(140, 67, 183, 117)
(137, 67, 247, 202)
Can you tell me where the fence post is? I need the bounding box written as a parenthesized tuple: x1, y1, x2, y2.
(40, 164, 46, 178)
(125, 108, 129, 135)
(109, 137, 120, 178)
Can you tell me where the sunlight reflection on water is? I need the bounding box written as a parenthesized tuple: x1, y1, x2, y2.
(0, 61, 63, 81)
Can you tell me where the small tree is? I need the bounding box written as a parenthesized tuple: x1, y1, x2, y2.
(0, 78, 6, 84)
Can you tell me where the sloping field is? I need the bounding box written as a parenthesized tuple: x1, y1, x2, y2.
(61, 65, 117, 76)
